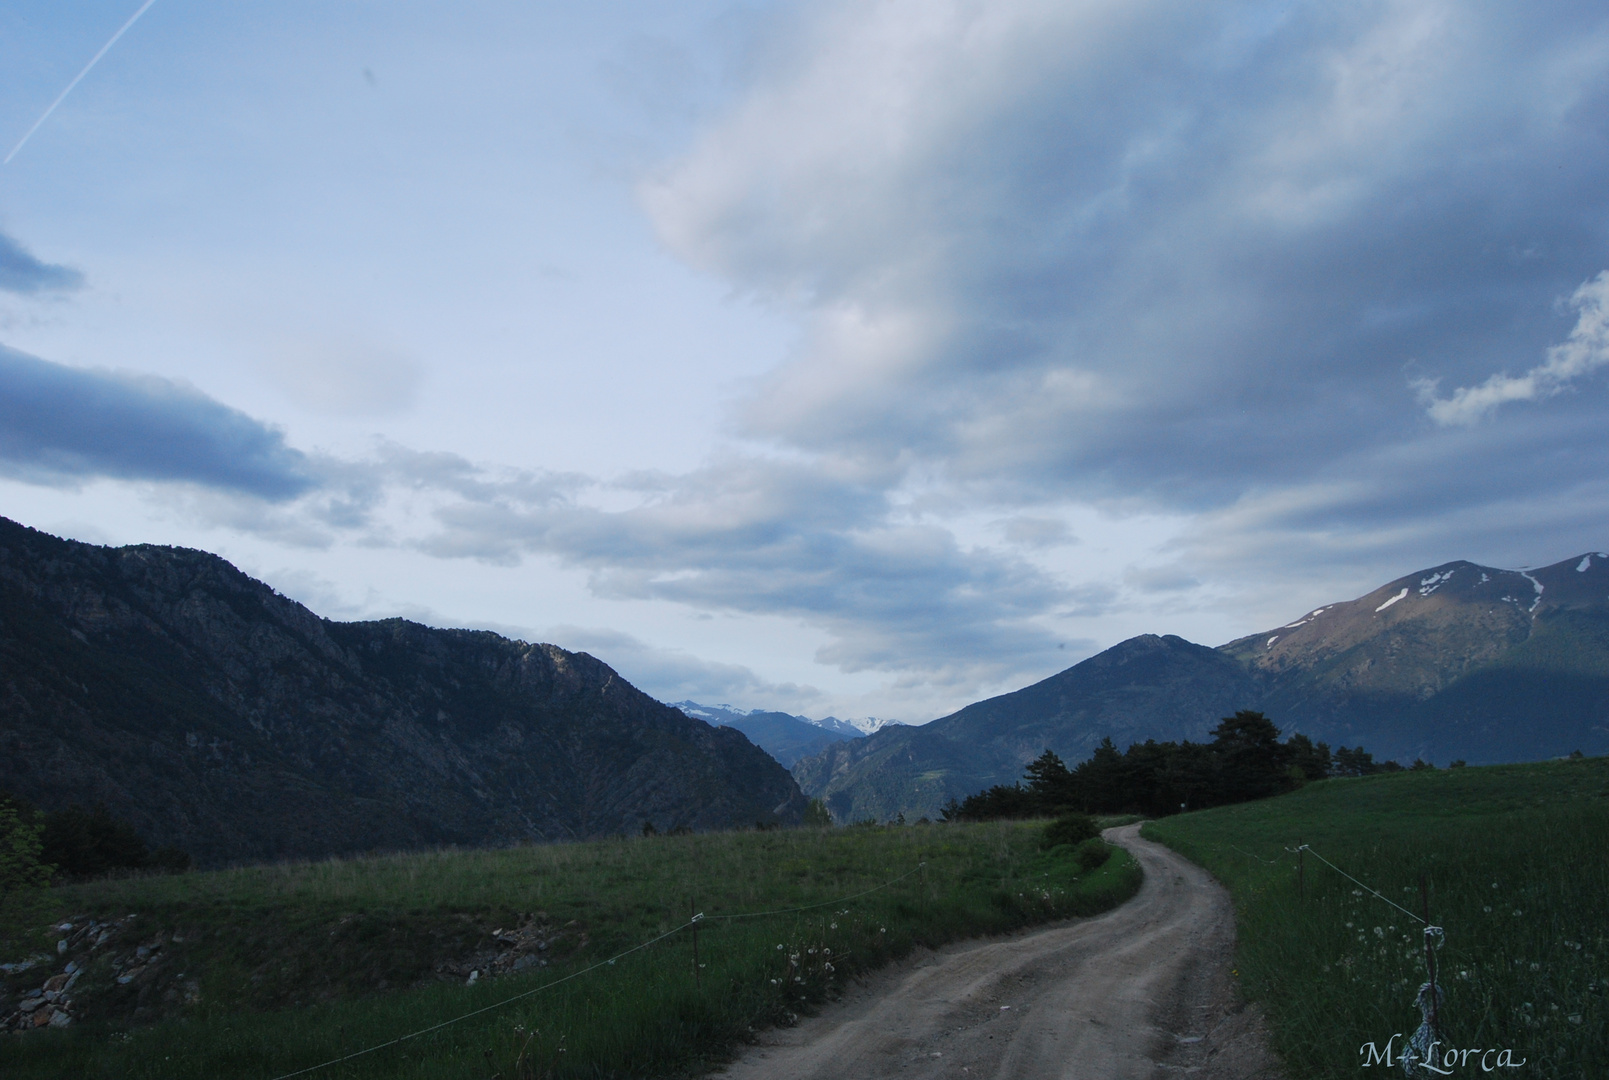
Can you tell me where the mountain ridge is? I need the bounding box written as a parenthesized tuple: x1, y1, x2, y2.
(0, 517, 805, 865)
(794, 552, 1609, 822)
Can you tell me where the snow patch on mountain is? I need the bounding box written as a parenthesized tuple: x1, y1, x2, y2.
(671, 701, 899, 737)
(1279, 606, 1333, 631)
(824, 715, 907, 735)
(1519, 571, 1545, 612)
(1418, 569, 1455, 595)
(1375, 587, 1409, 612)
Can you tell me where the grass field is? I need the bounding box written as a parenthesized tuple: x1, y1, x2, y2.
(1145, 757, 1609, 1080)
(1, 819, 1139, 1079)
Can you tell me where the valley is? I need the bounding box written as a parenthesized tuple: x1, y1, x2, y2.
(3, 517, 1606, 1079)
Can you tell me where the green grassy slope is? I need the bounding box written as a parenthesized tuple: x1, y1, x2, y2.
(1, 821, 1139, 1079)
(1145, 757, 1609, 1080)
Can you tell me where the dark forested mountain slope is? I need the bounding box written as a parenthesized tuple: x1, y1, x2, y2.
(796, 554, 1609, 823)
(0, 517, 804, 865)
(792, 635, 1259, 823)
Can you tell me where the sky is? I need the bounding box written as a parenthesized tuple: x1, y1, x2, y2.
(2, 0, 1608, 724)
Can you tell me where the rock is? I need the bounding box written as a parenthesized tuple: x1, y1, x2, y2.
(56, 940, 67, 955)
(43, 974, 68, 992)
(48, 1008, 71, 1028)
(466, 970, 479, 986)
(19, 996, 44, 1013)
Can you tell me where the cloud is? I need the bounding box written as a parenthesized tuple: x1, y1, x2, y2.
(1056, 583, 1120, 619)
(0, 231, 83, 294)
(632, 0, 1609, 632)
(413, 454, 1070, 686)
(998, 515, 1076, 548)
(1416, 271, 1609, 425)
(0, 346, 314, 499)
(260, 342, 423, 417)
(13, 1, 1609, 710)
(643, 1, 1609, 502)
(1124, 563, 1200, 594)
(534, 624, 827, 713)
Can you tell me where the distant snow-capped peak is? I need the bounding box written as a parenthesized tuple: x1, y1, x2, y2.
(671, 701, 902, 737)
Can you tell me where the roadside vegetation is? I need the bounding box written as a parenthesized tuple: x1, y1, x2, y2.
(1, 818, 1139, 1079)
(1145, 755, 1608, 1080)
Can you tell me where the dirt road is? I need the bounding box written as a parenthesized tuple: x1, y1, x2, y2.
(711, 824, 1282, 1080)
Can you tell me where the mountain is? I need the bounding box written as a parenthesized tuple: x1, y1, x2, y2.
(1221, 554, 1609, 764)
(0, 518, 806, 866)
(791, 635, 1258, 823)
(829, 715, 908, 736)
(674, 702, 861, 768)
(794, 554, 1609, 823)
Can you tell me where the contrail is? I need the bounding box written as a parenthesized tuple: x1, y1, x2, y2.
(5, 0, 160, 165)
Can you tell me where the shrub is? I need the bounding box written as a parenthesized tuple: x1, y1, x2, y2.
(0, 799, 51, 896)
(1073, 837, 1113, 872)
(1040, 812, 1098, 850)
(801, 798, 833, 828)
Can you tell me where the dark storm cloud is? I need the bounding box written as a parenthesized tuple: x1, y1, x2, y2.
(0, 346, 313, 499)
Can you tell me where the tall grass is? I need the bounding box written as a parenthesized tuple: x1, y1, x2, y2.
(1145, 757, 1609, 1080)
(1, 821, 1139, 1079)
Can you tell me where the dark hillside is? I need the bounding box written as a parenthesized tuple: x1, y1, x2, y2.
(0, 517, 804, 865)
(793, 635, 1259, 823)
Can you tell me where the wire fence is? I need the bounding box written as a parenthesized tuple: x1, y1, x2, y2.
(1273, 840, 1449, 1078)
(267, 862, 927, 1080)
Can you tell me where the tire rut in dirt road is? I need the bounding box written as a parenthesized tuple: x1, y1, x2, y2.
(710, 823, 1283, 1080)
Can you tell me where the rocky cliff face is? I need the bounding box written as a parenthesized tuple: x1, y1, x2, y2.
(0, 518, 805, 866)
(795, 555, 1609, 822)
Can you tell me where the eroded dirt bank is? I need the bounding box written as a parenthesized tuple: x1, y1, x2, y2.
(712, 823, 1283, 1080)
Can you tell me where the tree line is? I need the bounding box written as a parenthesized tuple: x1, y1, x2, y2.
(1, 792, 189, 899)
(941, 711, 1425, 821)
